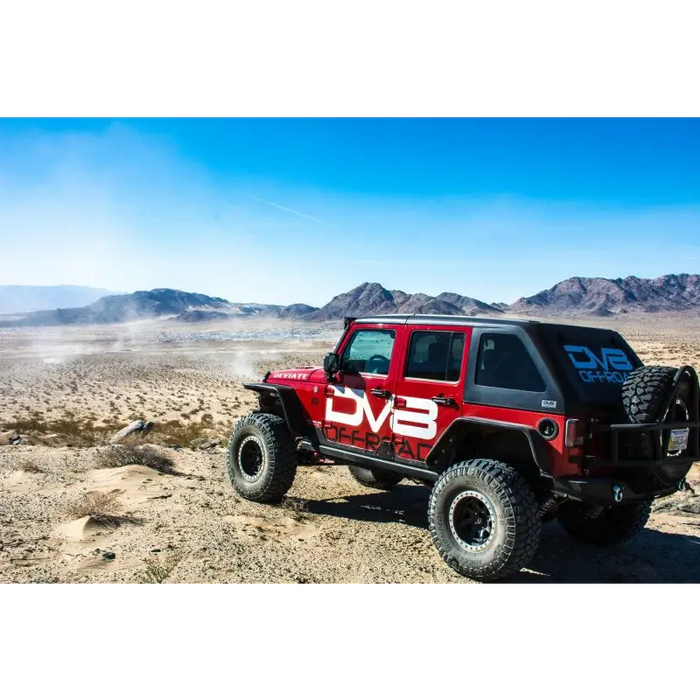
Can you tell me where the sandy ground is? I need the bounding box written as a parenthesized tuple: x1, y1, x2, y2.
(1, 314, 700, 584)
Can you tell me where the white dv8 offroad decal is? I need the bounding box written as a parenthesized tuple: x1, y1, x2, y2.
(564, 345, 633, 384)
(325, 386, 438, 440)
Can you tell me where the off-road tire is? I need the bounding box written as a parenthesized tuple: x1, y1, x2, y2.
(621, 365, 693, 487)
(226, 412, 297, 503)
(348, 465, 403, 490)
(622, 365, 678, 423)
(428, 459, 541, 582)
(557, 499, 652, 546)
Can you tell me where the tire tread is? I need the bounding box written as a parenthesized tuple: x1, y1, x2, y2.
(226, 412, 297, 502)
(428, 458, 541, 581)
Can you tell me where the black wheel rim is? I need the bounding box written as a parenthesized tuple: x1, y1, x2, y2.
(449, 491, 496, 552)
(238, 436, 265, 481)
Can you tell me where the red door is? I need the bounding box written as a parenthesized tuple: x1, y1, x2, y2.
(390, 326, 471, 463)
(322, 323, 404, 457)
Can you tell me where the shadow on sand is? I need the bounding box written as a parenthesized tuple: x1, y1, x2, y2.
(305, 483, 700, 583)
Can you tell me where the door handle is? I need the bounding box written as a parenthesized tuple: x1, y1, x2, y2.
(370, 387, 391, 399)
(431, 395, 458, 407)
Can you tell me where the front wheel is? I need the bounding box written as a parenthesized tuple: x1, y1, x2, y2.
(428, 459, 541, 582)
(557, 499, 652, 546)
(226, 412, 297, 503)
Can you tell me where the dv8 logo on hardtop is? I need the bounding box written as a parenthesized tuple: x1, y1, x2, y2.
(564, 344, 634, 384)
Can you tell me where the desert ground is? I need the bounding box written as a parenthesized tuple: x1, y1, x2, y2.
(1, 315, 700, 584)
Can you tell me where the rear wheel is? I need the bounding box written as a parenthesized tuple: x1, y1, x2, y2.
(428, 459, 541, 582)
(557, 500, 652, 546)
(348, 465, 403, 490)
(226, 412, 297, 503)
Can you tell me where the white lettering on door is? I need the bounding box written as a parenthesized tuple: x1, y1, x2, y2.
(325, 387, 438, 439)
(390, 396, 438, 440)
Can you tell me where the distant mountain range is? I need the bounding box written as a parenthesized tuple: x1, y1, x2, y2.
(305, 283, 504, 320)
(0, 285, 119, 315)
(1, 274, 698, 327)
(303, 275, 700, 319)
(0, 289, 319, 327)
(509, 274, 700, 316)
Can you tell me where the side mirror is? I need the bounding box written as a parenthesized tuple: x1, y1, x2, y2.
(323, 352, 340, 378)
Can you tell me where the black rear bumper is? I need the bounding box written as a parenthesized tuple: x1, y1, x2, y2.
(551, 475, 682, 505)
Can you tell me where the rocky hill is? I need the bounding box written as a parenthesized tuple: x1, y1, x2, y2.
(0, 285, 119, 315)
(305, 282, 505, 321)
(509, 274, 700, 316)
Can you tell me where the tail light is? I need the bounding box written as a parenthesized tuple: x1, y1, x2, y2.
(565, 418, 585, 447)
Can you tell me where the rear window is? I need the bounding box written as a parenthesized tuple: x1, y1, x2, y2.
(540, 327, 642, 402)
(475, 333, 546, 392)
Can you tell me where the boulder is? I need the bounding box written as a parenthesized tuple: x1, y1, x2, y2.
(190, 437, 221, 451)
(110, 420, 154, 444)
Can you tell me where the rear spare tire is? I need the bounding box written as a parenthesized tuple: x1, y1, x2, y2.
(621, 365, 695, 487)
(348, 465, 403, 490)
(227, 412, 297, 503)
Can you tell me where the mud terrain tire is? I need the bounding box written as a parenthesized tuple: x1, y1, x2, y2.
(621, 365, 694, 486)
(557, 500, 652, 546)
(348, 465, 403, 490)
(428, 459, 541, 582)
(227, 412, 297, 503)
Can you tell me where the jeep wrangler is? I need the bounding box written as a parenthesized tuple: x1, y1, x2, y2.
(226, 315, 699, 581)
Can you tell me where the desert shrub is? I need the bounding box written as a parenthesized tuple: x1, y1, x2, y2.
(139, 553, 183, 583)
(65, 491, 122, 522)
(279, 496, 309, 520)
(94, 445, 175, 474)
(148, 419, 224, 448)
(18, 458, 44, 473)
(5, 414, 124, 447)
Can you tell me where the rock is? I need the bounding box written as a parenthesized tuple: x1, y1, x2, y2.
(9, 432, 22, 445)
(110, 420, 154, 443)
(678, 499, 700, 515)
(189, 437, 221, 451)
(102, 552, 116, 561)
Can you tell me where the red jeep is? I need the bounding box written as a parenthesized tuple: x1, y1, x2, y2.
(226, 314, 699, 581)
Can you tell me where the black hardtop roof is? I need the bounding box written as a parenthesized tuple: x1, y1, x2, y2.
(350, 314, 614, 334)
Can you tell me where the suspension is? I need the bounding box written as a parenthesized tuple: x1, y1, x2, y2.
(539, 493, 566, 519)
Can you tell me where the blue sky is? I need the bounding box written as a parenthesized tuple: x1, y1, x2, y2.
(0, 118, 699, 306)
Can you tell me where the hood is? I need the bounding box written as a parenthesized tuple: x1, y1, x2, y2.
(266, 366, 325, 383)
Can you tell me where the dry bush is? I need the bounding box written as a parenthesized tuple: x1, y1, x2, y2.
(139, 553, 183, 583)
(6, 414, 123, 447)
(148, 419, 227, 448)
(94, 445, 175, 474)
(18, 458, 44, 473)
(279, 496, 309, 520)
(65, 491, 123, 522)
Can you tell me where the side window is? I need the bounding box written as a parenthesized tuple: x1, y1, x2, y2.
(475, 333, 546, 392)
(405, 331, 466, 381)
(342, 329, 396, 375)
